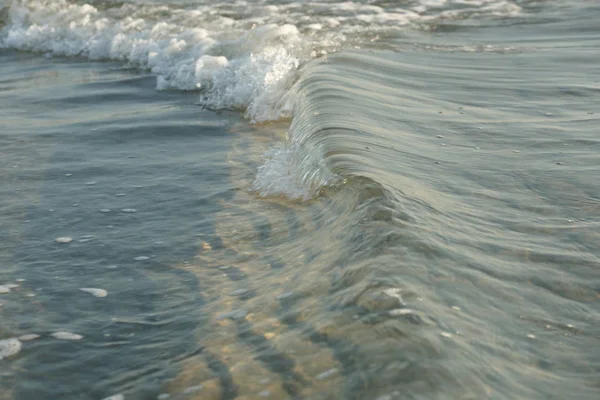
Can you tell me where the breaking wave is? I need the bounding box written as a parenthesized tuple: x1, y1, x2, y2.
(0, 0, 524, 197)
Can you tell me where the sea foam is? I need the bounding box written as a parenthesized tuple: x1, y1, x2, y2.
(0, 0, 522, 123)
(0, 0, 308, 122)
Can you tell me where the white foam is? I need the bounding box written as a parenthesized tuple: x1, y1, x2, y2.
(18, 334, 40, 341)
(0, 0, 522, 123)
(102, 395, 124, 400)
(251, 144, 313, 200)
(251, 142, 338, 200)
(79, 288, 108, 298)
(0, 0, 306, 122)
(0, 284, 16, 294)
(0, 338, 22, 360)
(52, 331, 83, 340)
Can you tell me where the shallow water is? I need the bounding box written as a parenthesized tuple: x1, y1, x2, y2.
(1, 1, 599, 399)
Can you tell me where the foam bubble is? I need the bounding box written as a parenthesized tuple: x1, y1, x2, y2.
(18, 334, 40, 341)
(388, 309, 415, 316)
(0, 338, 22, 360)
(51, 331, 83, 340)
(102, 395, 124, 400)
(79, 288, 108, 298)
(0, 285, 14, 294)
(251, 144, 313, 200)
(251, 142, 338, 200)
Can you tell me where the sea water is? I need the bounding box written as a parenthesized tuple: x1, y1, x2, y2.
(1, 1, 599, 399)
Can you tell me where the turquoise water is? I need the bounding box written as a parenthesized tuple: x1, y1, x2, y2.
(1, 1, 599, 399)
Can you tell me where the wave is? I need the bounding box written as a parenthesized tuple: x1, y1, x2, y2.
(0, 0, 523, 121)
(0, 0, 525, 198)
(252, 51, 427, 200)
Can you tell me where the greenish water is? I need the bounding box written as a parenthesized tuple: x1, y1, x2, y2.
(1, 1, 599, 399)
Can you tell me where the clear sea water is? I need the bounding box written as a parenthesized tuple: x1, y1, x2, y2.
(1, 1, 599, 399)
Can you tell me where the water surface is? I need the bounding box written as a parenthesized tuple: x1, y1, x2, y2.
(1, 1, 599, 399)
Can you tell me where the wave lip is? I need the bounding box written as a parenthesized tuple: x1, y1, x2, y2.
(251, 51, 415, 201)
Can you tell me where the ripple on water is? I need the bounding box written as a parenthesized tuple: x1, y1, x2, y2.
(316, 368, 339, 380)
(182, 385, 203, 394)
(216, 309, 248, 320)
(78, 235, 95, 243)
(229, 288, 249, 296)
